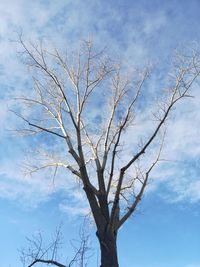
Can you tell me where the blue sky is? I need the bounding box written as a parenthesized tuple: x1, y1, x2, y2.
(1, 0, 200, 267)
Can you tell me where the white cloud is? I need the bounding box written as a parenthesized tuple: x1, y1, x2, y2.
(59, 203, 90, 217)
(59, 189, 90, 218)
(143, 11, 167, 35)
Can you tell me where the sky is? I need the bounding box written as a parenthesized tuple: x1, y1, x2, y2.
(1, 0, 200, 267)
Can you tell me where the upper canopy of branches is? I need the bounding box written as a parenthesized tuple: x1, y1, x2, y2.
(14, 35, 200, 232)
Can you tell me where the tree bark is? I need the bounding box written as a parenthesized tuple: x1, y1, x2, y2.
(97, 229, 119, 267)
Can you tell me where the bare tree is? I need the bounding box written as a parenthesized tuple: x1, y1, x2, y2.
(20, 224, 91, 267)
(14, 35, 200, 267)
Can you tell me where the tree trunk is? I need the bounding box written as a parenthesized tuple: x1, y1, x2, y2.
(97, 230, 119, 267)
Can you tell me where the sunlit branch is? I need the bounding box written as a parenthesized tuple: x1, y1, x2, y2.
(106, 68, 150, 198)
(116, 129, 166, 230)
(24, 162, 81, 178)
(11, 110, 66, 139)
(19, 36, 78, 131)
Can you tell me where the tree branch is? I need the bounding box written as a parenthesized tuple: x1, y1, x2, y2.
(28, 259, 67, 267)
